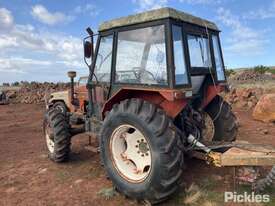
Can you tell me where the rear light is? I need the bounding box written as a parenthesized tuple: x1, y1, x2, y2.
(173, 91, 192, 99)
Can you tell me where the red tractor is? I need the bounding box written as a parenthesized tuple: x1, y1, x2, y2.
(44, 7, 241, 203)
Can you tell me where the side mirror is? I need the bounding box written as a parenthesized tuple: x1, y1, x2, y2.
(84, 27, 95, 68)
(84, 41, 92, 58)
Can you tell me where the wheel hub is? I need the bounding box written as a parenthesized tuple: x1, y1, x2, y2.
(138, 141, 149, 154)
(110, 124, 152, 183)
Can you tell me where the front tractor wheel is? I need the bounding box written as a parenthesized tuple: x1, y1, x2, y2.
(43, 108, 71, 162)
(204, 95, 238, 142)
(100, 99, 184, 203)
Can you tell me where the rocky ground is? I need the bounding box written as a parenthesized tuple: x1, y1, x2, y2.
(1, 104, 275, 206)
(224, 69, 275, 111)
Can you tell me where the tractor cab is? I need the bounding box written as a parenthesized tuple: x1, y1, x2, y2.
(83, 7, 226, 119)
(84, 8, 229, 119)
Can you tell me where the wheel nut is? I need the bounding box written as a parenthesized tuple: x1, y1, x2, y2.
(141, 139, 144, 142)
(137, 140, 140, 143)
(137, 151, 140, 154)
(135, 145, 138, 148)
(141, 154, 144, 157)
(146, 153, 149, 156)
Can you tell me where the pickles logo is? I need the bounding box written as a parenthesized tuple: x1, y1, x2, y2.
(224, 192, 270, 203)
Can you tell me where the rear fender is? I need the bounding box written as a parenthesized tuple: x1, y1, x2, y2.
(202, 85, 224, 108)
(102, 89, 188, 119)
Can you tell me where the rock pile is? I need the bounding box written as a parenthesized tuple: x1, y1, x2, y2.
(6, 82, 69, 104)
(224, 88, 263, 109)
(231, 70, 274, 83)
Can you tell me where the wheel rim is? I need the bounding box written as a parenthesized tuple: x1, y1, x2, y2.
(45, 121, 55, 153)
(202, 112, 215, 142)
(55, 105, 65, 114)
(110, 124, 152, 183)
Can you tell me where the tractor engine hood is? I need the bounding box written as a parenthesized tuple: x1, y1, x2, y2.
(47, 91, 70, 107)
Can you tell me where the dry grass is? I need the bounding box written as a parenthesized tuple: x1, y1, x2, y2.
(97, 187, 117, 200)
(183, 190, 202, 205)
(202, 201, 217, 206)
(186, 183, 199, 193)
(182, 183, 204, 205)
(169, 179, 225, 206)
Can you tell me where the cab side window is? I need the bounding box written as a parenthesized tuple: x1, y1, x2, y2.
(212, 35, 225, 81)
(172, 25, 188, 85)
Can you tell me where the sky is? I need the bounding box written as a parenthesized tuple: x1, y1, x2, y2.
(0, 0, 275, 83)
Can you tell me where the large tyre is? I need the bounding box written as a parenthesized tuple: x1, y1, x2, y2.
(204, 95, 238, 142)
(100, 98, 184, 203)
(43, 108, 71, 162)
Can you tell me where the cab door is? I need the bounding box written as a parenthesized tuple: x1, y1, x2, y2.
(90, 34, 114, 118)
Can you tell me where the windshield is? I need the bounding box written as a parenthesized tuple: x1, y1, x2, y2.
(115, 25, 167, 85)
(187, 35, 211, 68)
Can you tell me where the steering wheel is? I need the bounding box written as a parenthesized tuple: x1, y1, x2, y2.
(133, 67, 156, 82)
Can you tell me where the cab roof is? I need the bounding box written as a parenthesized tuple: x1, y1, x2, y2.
(98, 7, 219, 32)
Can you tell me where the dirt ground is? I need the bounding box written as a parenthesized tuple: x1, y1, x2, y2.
(1, 104, 275, 206)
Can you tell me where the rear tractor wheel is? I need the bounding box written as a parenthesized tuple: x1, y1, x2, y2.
(203, 95, 238, 142)
(100, 99, 184, 203)
(43, 108, 71, 162)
